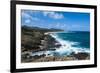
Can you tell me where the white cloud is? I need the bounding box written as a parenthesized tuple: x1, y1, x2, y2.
(43, 11, 64, 19)
(22, 11, 40, 23)
(22, 12, 31, 18)
(32, 17, 40, 21)
(25, 19, 31, 23)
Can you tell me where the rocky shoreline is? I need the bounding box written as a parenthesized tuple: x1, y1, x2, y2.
(21, 26, 63, 62)
(22, 51, 90, 63)
(21, 26, 90, 63)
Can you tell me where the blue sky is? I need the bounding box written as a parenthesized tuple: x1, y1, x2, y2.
(21, 10, 90, 31)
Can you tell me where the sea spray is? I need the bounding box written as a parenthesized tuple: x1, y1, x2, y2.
(31, 32, 90, 57)
(50, 33, 90, 56)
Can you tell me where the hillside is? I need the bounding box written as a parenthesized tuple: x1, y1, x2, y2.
(21, 25, 63, 62)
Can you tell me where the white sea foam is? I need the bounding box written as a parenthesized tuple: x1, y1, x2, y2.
(50, 33, 90, 55)
(31, 33, 90, 57)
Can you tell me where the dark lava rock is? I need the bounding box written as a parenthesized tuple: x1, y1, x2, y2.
(73, 52, 89, 60)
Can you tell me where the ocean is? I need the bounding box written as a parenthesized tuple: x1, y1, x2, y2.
(32, 31, 90, 57)
(49, 31, 90, 56)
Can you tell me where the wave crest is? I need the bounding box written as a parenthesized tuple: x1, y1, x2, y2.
(50, 33, 90, 56)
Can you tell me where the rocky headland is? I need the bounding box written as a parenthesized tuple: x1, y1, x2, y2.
(21, 25, 90, 63)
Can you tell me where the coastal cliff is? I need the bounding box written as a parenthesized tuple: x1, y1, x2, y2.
(21, 26, 89, 63)
(21, 25, 63, 62)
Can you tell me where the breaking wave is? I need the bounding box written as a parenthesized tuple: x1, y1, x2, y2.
(49, 33, 90, 56)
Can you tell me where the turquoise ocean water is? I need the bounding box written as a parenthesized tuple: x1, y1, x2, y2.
(32, 31, 90, 57)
